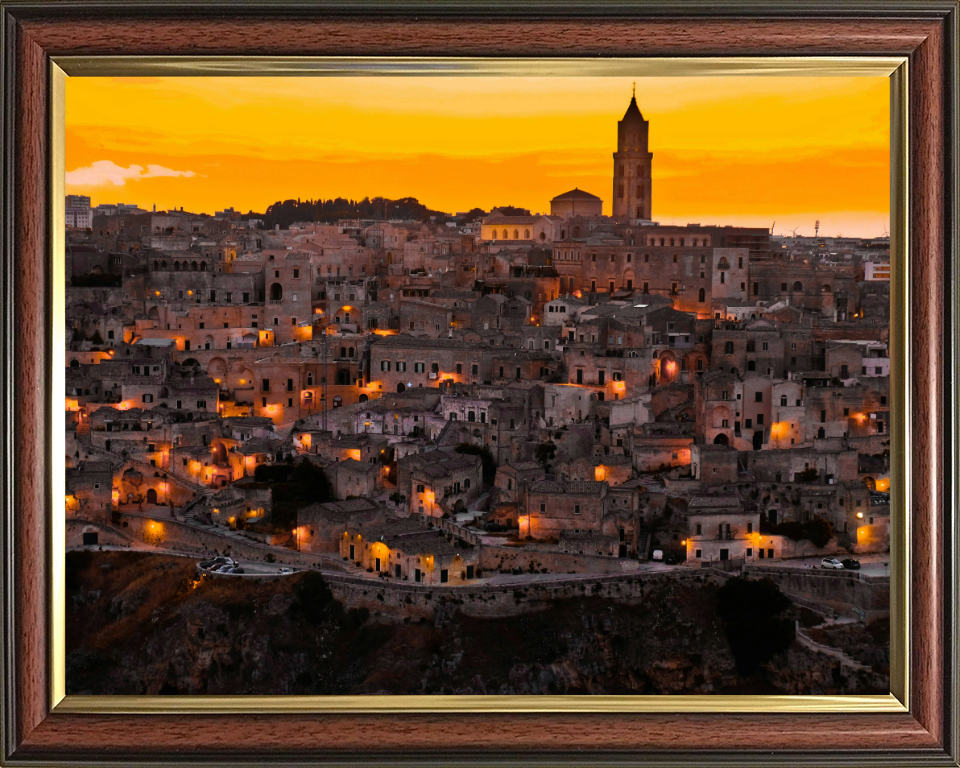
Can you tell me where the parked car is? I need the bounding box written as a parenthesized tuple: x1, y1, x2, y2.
(199, 556, 230, 569)
(820, 557, 844, 570)
(664, 553, 682, 565)
(228, 567, 245, 574)
(277, 567, 294, 574)
(484, 523, 506, 532)
(841, 558, 861, 570)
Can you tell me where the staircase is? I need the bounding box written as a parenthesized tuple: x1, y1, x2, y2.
(635, 531, 652, 561)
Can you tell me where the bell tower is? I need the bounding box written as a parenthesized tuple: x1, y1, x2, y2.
(612, 84, 653, 222)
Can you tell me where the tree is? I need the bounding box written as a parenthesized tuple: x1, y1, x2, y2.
(773, 518, 834, 548)
(802, 517, 834, 548)
(269, 458, 334, 531)
(796, 467, 819, 483)
(716, 577, 795, 676)
(454, 443, 497, 485)
(292, 571, 335, 625)
(535, 441, 557, 470)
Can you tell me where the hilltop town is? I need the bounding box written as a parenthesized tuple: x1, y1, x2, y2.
(64, 95, 891, 618)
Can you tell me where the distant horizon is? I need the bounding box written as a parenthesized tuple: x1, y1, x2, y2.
(66, 75, 891, 238)
(68, 196, 891, 240)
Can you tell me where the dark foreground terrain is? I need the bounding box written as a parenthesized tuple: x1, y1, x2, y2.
(66, 551, 889, 696)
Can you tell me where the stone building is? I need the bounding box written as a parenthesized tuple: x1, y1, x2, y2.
(522, 479, 608, 539)
(685, 495, 764, 564)
(339, 517, 480, 584)
(612, 91, 653, 222)
(550, 188, 603, 219)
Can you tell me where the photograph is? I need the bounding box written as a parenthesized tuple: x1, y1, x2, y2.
(62, 73, 892, 697)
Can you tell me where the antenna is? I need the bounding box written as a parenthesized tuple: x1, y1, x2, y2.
(770, 220, 775, 235)
(632, 82, 636, 98)
(814, 219, 820, 238)
(791, 226, 800, 237)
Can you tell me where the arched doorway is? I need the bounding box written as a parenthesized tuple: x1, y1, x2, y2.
(211, 441, 227, 465)
(397, 383, 406, 393)
(207, 357, 227, 384)
(270, 283, 283, 301)
(753, 432, 763, 450)
(358, 394, 368, 402)
(713, 433, 729, 445)
(146, 488, 158, 504)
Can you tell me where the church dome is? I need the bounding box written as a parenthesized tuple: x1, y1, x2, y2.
(551, 188, 602, 202)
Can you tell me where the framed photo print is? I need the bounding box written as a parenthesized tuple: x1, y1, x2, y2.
(1, 1, 957, 766)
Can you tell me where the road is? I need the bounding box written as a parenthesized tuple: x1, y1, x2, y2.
(477, 561, 674, 586)
(749, 553, 890, 577)
(199, 559, 301, 577)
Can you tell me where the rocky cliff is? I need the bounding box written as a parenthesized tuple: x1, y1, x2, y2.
(66, 551, 888, 696)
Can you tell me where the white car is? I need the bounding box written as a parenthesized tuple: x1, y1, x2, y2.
(820, 557, 844, 570)
(277, 567, 294, 574)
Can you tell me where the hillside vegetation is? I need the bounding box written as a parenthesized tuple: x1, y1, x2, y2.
(66, 551, 888, 696)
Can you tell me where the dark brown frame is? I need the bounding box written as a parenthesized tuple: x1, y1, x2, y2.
(2, 2, 958, 765)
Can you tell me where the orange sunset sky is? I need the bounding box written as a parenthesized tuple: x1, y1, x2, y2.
(66, 75, 890, 237)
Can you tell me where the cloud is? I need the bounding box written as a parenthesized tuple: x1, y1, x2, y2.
(65, 160, 196, 186)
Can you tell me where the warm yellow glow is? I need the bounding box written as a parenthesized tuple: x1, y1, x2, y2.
(239, 379, 246, 384)
(346, 448, 362, 461)
(373, 329, 397, 336)
(188, 290, 193, 296)
(594, 465, 607, 482)
(857, 511, 864, 519)
(66, 76, 889, 236)
(65, 398, 80, 411)
(154, 290, 161, 296)
(665, 361, 677, 373)
(874, 477, 890, 492)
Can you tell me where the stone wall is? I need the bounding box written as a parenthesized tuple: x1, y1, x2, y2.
(743, 564, 889, 622)
(479, 545, 634, 575)
(323, 569, 721, 619)
(66, 518, 137, 548)
(72, 512, 346, 572)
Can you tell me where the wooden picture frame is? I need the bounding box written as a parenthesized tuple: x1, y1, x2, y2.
(1, 1, 957, 764)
